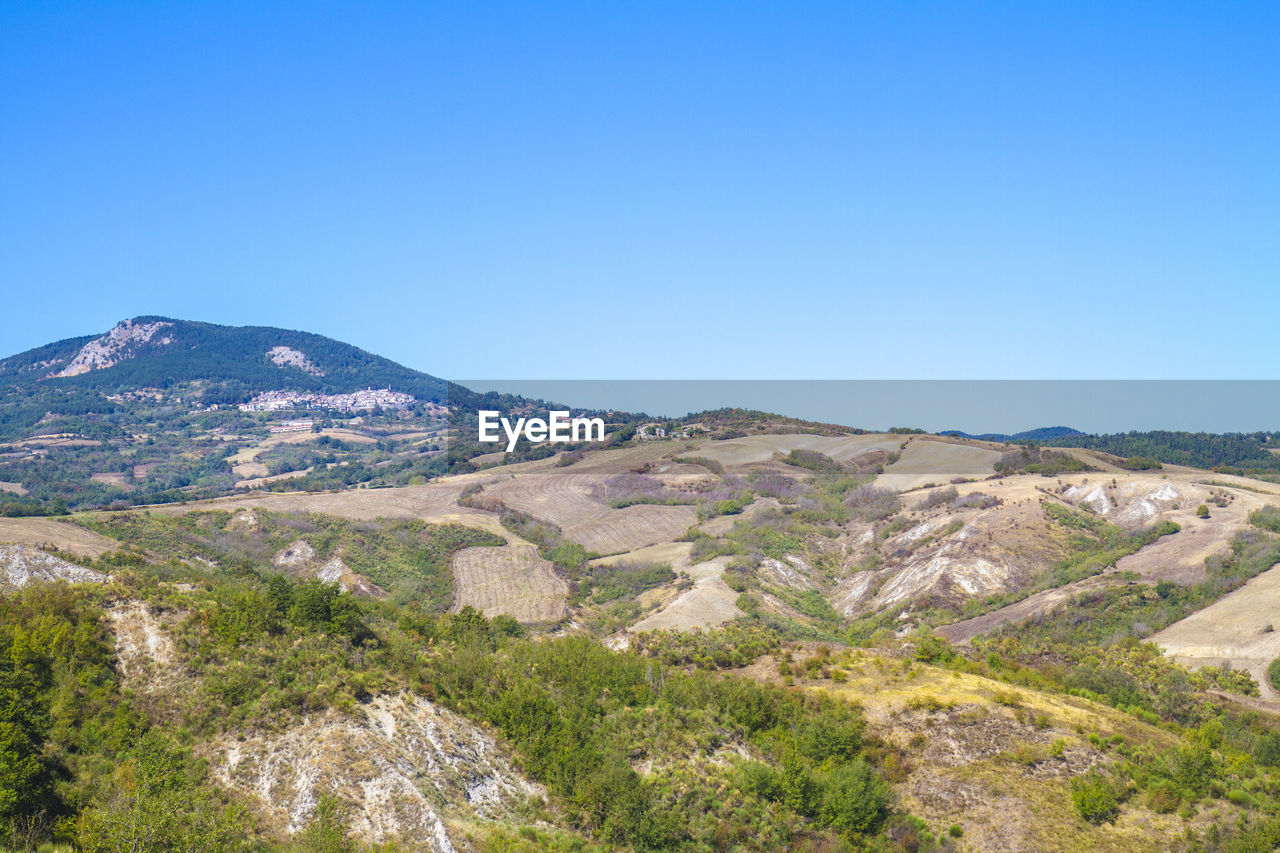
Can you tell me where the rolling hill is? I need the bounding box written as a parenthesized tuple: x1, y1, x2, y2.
(4, 318, 1280, 851)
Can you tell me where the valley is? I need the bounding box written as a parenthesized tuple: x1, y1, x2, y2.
(2, 321, 1279, 852)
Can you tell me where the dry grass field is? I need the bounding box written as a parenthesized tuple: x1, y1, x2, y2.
(875, 438, 1003, 491)
(563, 505, 699, 555)
(1153, 563, 1280, 700)
(450, 542, 567, 623)
(689, 433, 903, 467)
(0, 517, 121, 558)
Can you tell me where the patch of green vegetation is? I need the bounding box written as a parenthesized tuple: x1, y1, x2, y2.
(6, 566, 915, 851)
(671, 455, 725, 477)
(994, 447, 1090, 476)
(1048, 430, 1280, 480)
(773, 588, 841, 626)
(78, 508, 502, 611)
(1250, 505, 1280, 534)
(781, 449, 844, 475)
(572, 561, 674, 605)
(0, 584, 251, 850)
(1119, 456, 1164, 470)
(1069, 771, 1118, 824)
(1041, 502, 1181, 588)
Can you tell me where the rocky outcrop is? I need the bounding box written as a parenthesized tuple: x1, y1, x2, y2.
(50, 319, 173, 377)
(0, 544, 106, 589)
(210, 693, 544, 850)
(267, 345, 324, 376)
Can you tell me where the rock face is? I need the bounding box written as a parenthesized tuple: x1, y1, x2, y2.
(1062, 479, 1187, 528)
(210, 693, 544, 850)
(50, 319, 173, 377)
(267, 345, 324, 376)
(0, 544, 107, 589)
(107, 602, 183, 692)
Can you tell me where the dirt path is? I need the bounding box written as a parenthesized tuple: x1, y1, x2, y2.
(628, 556, 743, 633)
(937, 575, 1117, 645)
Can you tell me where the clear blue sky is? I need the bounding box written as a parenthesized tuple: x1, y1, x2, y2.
(2, 1, 1276, 380)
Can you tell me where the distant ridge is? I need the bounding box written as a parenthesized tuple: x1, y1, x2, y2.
(0, 316, 462, 404)
(940, 426, 1083, 443)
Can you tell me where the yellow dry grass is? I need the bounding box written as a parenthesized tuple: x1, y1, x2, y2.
(807, 655, 1205, 853)
(0, 517, 121, 559)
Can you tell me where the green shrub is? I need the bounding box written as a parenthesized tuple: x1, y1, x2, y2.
(1070, 772, 1119, 824)
(1255, 731, 1280, 766)
(1145, 780, 1181, 814)
(818, 760, 891, 836)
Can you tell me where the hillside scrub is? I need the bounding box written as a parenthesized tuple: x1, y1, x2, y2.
(571, 560, 674, 605)
(914, 486, 958, 510)
(79, 509, 502, 611)
(994, 447, 1089, 476)
(0, 562, 924, 851)
(845, 485, 900, 521)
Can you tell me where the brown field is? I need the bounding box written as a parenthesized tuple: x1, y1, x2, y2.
(152, 480, 511, 537)
(450, 543, 567, 623)
(875, 438, 1003, 491)
(0, 517, 121, 558)
(565, 505, 698, 555)
(91, 472, 131, 488)
(479, 469, 698, 554)
(689, 433, 903, 467)
(0, 481, 28, 495)
(589, 541, 695, 569)
(1152, 562, 1280, 701)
